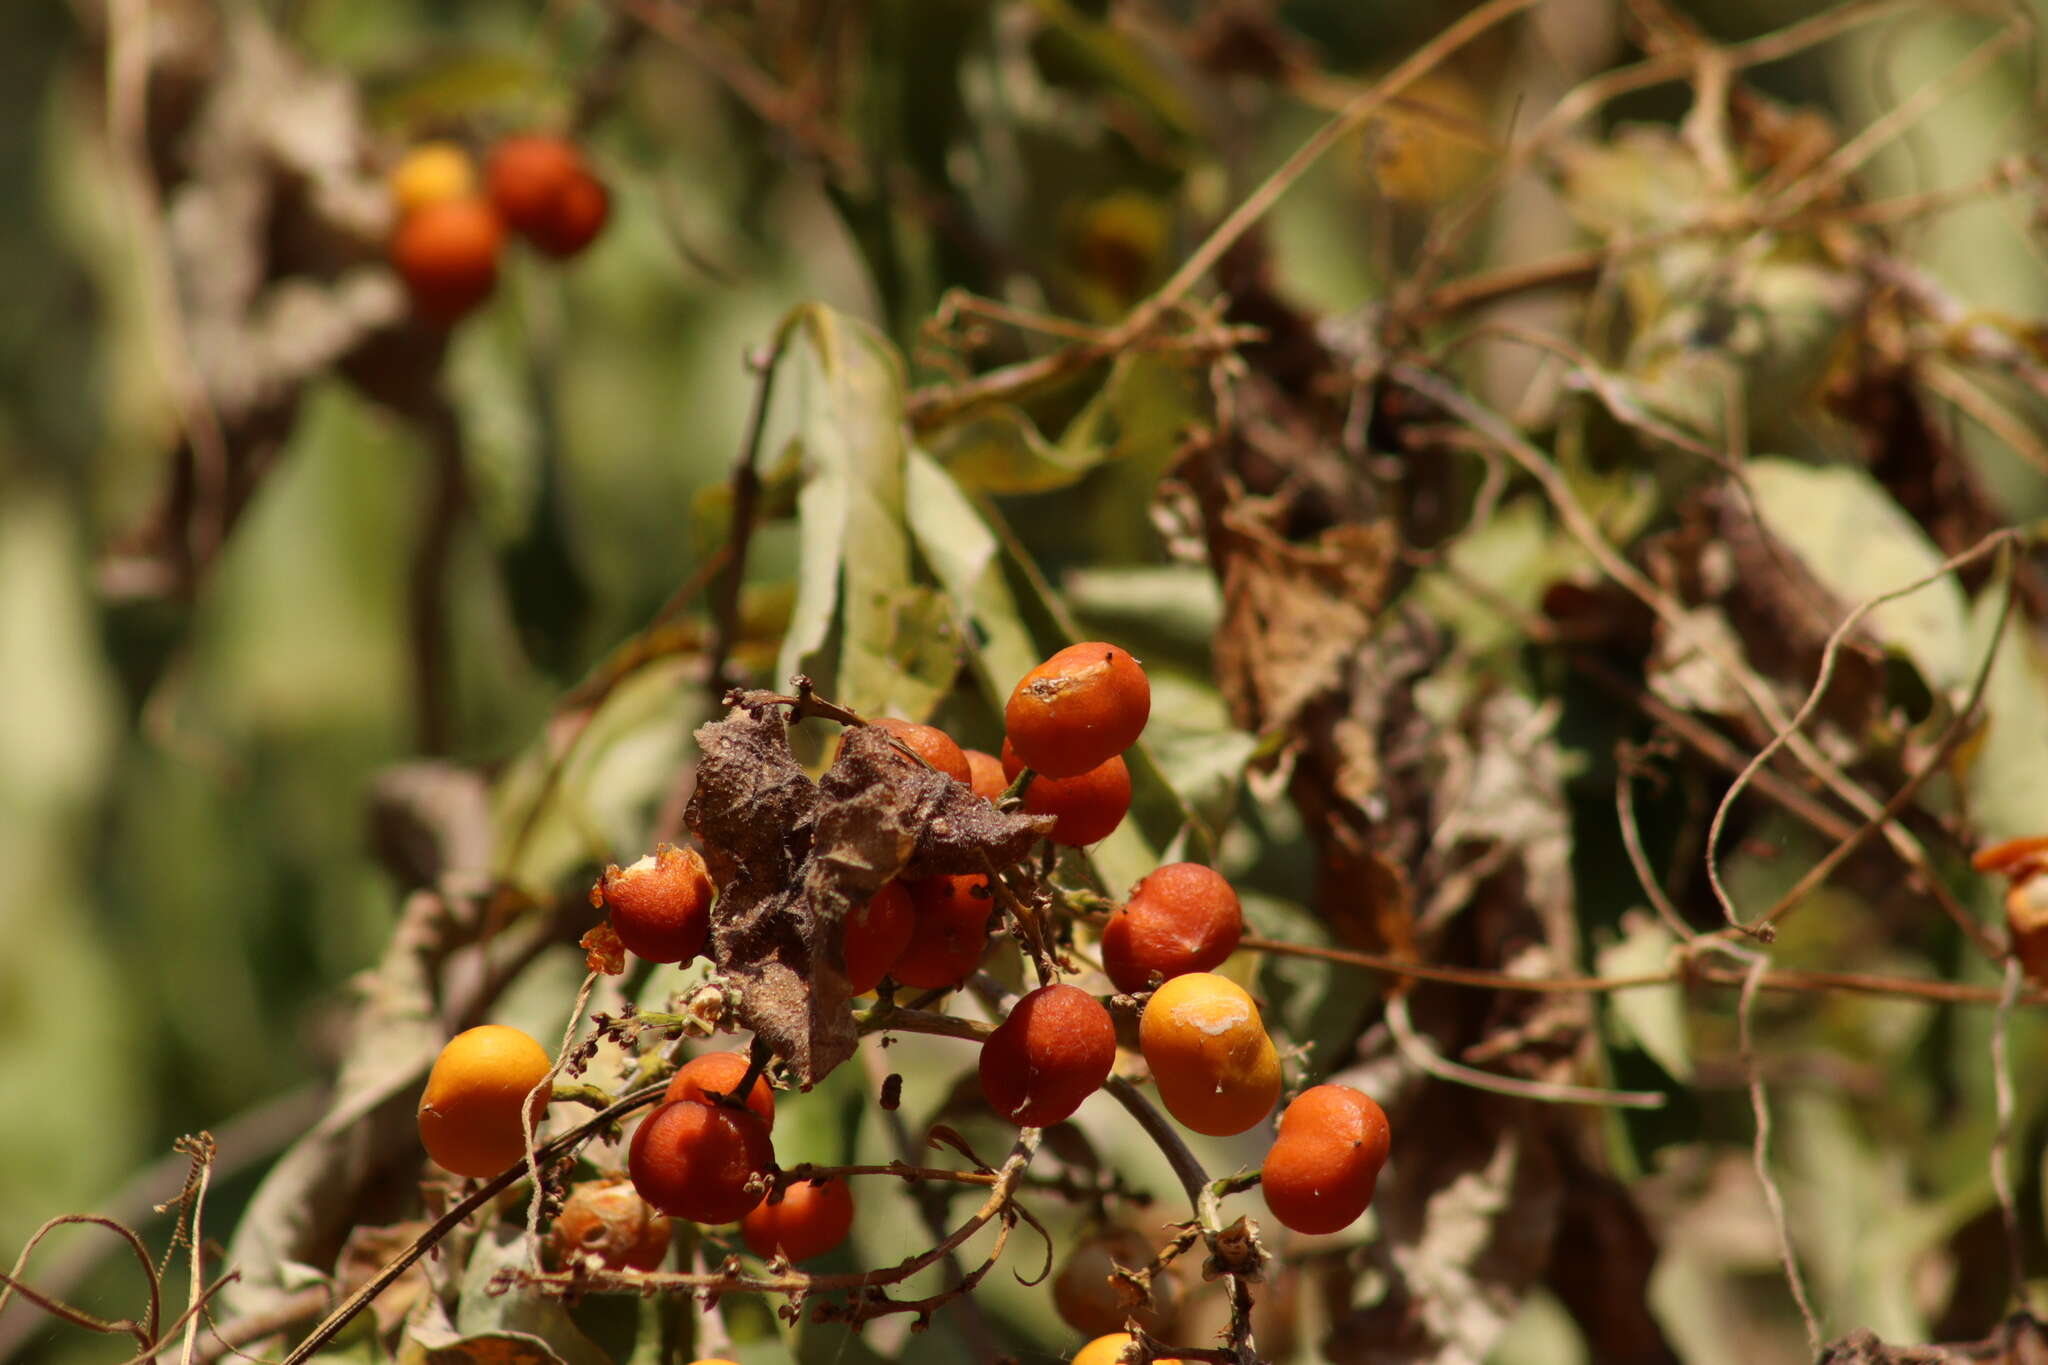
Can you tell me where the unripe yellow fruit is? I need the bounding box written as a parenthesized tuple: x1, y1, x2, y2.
(390, 141, 478, 216)
(1137, 972, 1281, 1137)
(417, 1024, 553, 1177)
(1073, 1333, 1182, 1365)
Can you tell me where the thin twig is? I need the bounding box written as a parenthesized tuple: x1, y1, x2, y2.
(703, 336, 796, 700)
(1730, 947, 1823, 1350)
(1387, 995, 1667, 1109)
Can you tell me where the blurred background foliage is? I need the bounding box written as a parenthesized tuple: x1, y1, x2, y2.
(3, 0, 2047, 1362)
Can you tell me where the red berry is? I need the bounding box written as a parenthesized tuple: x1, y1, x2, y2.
(1261, 1084, 1390, 1235)
(663, 1051, 776, 1130)
(979, 984, 1116, 1127)
(389, 196, 503, 324)
(1001, 739, 1130, 846)
(962, 748, 1008, 802)
(1101, 863, 1243, 994)
(628, 1099, 774, 1225)
(843, 881, 915, 995)
(847, 717, 972, 786)
(889, 875, 992, 990)
(741, 1176, 854, 1262)
(529, 168, 608, 258)
(593, 844, 715, 966)
(1003, 642, 1150, 778)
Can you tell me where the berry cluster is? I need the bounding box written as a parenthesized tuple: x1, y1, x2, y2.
(413, 640, 1393, 1345)
(386, 133, 608, 326)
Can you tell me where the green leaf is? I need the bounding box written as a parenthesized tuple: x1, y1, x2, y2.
(1595, 912, 1692, 1083)
(453, 1227, 610, 1365)
(1964, 569, 2048, 843)
(906, 448, 1041, 698)
(1744, 458, 1972, 694)
(925, 404, 1096, 494)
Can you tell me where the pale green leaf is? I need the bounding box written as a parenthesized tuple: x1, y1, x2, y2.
(1595, 912, 1692, 1082)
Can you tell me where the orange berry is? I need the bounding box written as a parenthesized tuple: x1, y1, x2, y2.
(963, 747, 1009, 802)
(549, 1179, 672, 1271)
(389, 196, 503, 324)
(889, 875, 992, 990)
(1101, 863, 1243, 994)
(843, 881, 915, 995)
(389, 141, 477, 216)
(1138, 972, 1280, 1137)
(593, 844, 715, 966)
(848, 717, 972, 786)
(663, 1051, 776, 1130)
(1051, 1227, 1176, 1337)
(1073, 1333, 1182, 1365)
(1002, 738, 1130, 846)
(1003, 642, 1150, 778)
(1261, 1084, 1391, 1235)
(528, 168, 609, 259)
(741, 1176, 854, 1262)
(487, 135, 581, 232)
(417, 1025, 552, 1177)
(628, 1099, 774, 1225)
(979, 984, 1116, 1127)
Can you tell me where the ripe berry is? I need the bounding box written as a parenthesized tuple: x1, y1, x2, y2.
(389, 141, 477, 216)
(417, 1024, 553, 1177)
(628, 1099, 774, 1225)
(1138, 972, 1281, 1137)
(843, 881, 915, 995)
(1101, 863, 1244, 994)
(741, 1176, 855, 1262)
(549, 1179, 672, 1271)
(1073, 1334, 1183, 1365)
(486, 134, 608, 257)
(663, 1051, 776, 1129)
(1052, 1227, 1175, 1337)
(889, 875, 993, 990)
(389, 196, 503, 325)
(1261, 1084, 1391, 1235)
(851, 717, 972, 786)
(963, 747, 1009, 802)
(1004, 642, 1150, 778)
(593, 844, 714, 966)
(1002, 739, 1130, 846)
(979, 984, 1116, 1127)
(1977, 836, 2048, 984)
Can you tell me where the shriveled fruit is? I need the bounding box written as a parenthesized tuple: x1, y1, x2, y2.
(979, 983, 1116, 1127)
(1138, 972, 1280, 1137)
(389, 141, 476, 215)
(389, 196, 503, 324)
(1003, 642, 1149, 778)
(1052, 1227, 1175, 1337)
(1073, 1333, 1181, 1365)
(549, 1179, 671, 1271)
(741, 1176, 854, 1262)
(1001, 739, 1130, 847)
(854, 717, 972, 786)
(963, 747, 1009, 802)
(1261, 1083, 1391, 1236)
(890, 875, 992, 990)
(417, 1024, 552, 1177)
(628, 1099, 774, 1225)
(592, 844, 714, 966)
(1101, 863, 1243, 994)
(843, 881, 915, 995)
(664, 1051, 776, 1129)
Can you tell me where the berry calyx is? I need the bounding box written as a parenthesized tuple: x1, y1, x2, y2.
(417, 1024, 553, 1178)
(1004, 642, 1150, 778)
(628, 1099, 774, 1225)
(741, 1176, 855, 1262)
(663, 1051, 777, 1129)
(979, 983, 1116, 1127)
(1001, 738, 1130, 847)
(592, 844, 714, 966)
(389, 197, 503, 325)
(889, 875, 993, 990)
(1260, 1083, 1391, 1235)
(842, 881, 915, 995)
(1101, 863, 1244, 994)
(1138, 972, 1281, 1137)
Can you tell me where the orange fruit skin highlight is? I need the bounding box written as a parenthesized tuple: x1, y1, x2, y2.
(1137, 972, 1281, 1137)
(1261, 1084, 1391, 1236)
(1001, 739, 1130, 847)
(417, 1025, 553, 1178)
(979, 984, 1117, 1127)
(741, 1176, 855, 1262)
(663, 1051, 777, 1129)
(1101, 863, 1244, 994)
(596, 844, 714, 965)
(963, 747, 1009, 802)
(1003, 642, 1150, 778)
(1073, 1333, 1183, 1365)
(628, 1099, 774, 1225)
(890, 875, 992, 989)
(389, 197, 502, 325)
(860, 717, 973, 786)
(843, 881, 916, 995)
